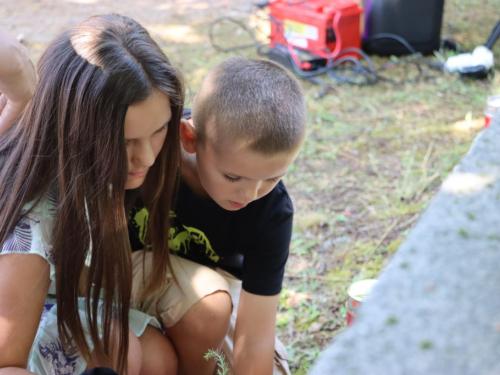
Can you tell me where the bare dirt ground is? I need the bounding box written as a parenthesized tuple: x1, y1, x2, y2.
(1, 0, 255, 73)
(2, 0, 500, 373)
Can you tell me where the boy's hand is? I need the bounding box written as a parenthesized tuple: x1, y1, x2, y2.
(0, 27, 38, 136)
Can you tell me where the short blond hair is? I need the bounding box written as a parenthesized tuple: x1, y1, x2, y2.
(193, 56, 307, 154)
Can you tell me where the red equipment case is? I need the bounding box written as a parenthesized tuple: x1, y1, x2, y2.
(269, 0, 364, 60)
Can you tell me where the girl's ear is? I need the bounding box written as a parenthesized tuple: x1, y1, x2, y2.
(180, 119, 197, 154)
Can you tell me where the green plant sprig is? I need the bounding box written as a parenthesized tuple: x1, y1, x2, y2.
(204, 349, 230, 375)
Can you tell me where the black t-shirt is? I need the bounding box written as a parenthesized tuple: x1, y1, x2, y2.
(128, 180, 294, 296)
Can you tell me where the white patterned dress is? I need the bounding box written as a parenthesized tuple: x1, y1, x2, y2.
(0, 196, 161, 375)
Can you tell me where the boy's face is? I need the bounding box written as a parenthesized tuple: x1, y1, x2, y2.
(195, 140, 299, 211)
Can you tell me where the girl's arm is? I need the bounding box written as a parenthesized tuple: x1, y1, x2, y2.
(0, 369, 36, 374)
(0, 253, 51, 372)
(0, 26, 38, 136)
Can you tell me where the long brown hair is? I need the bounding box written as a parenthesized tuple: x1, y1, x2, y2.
(0, 14, 184, 373)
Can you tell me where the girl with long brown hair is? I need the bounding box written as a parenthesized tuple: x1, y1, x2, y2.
(0, 14, 184, 375)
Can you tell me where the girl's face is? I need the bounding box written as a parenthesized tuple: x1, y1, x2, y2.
(124, 90, 171, 190)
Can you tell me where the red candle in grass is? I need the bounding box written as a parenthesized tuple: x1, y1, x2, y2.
(485, 95, 500, 128)
(346, 279, 378, 326)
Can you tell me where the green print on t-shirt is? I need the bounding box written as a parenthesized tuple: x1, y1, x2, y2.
(168, 224, 220, 263)
(131, 207, 221, 263)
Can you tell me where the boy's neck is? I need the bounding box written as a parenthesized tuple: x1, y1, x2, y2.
(180, 149, 211, 200)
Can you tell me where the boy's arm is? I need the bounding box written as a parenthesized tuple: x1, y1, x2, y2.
(233, 290, 280, 375)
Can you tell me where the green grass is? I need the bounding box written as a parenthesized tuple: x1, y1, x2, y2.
(6, 0, 499, 373)
(172, 2, 498, 372)
(275, 0, 499, 371)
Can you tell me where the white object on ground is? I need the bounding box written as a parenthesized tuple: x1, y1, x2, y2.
(444, 45, 494, 73)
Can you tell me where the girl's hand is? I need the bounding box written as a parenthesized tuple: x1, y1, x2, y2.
(0, 27, 38, 136)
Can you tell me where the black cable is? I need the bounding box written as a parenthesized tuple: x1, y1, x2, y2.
(485, 19, 500, 50)
(364, 33, 444, 70)
(333, 48, 377, 83)
(363, 33, 418, 55)
(208, 17, 267, 53)
(304, 77, 328, 98)
(207, 16, 446, 96)
(440, 38, 465, 54)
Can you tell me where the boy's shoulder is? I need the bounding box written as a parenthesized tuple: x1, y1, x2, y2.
(251, 180, 293, 216)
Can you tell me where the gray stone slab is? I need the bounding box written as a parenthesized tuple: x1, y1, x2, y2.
(310, 113, 500, 375)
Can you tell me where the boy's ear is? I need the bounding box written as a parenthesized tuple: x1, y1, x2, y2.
(180, 119, 197, 154)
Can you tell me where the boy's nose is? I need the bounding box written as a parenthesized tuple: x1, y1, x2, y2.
(241, 182, 260, 203)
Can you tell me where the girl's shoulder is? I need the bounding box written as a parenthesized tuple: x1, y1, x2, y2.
(22, 189, 57, 219)
(2, 190, 57, 266)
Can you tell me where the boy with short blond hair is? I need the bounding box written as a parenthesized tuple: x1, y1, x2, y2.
(129, 56, 307, 375)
